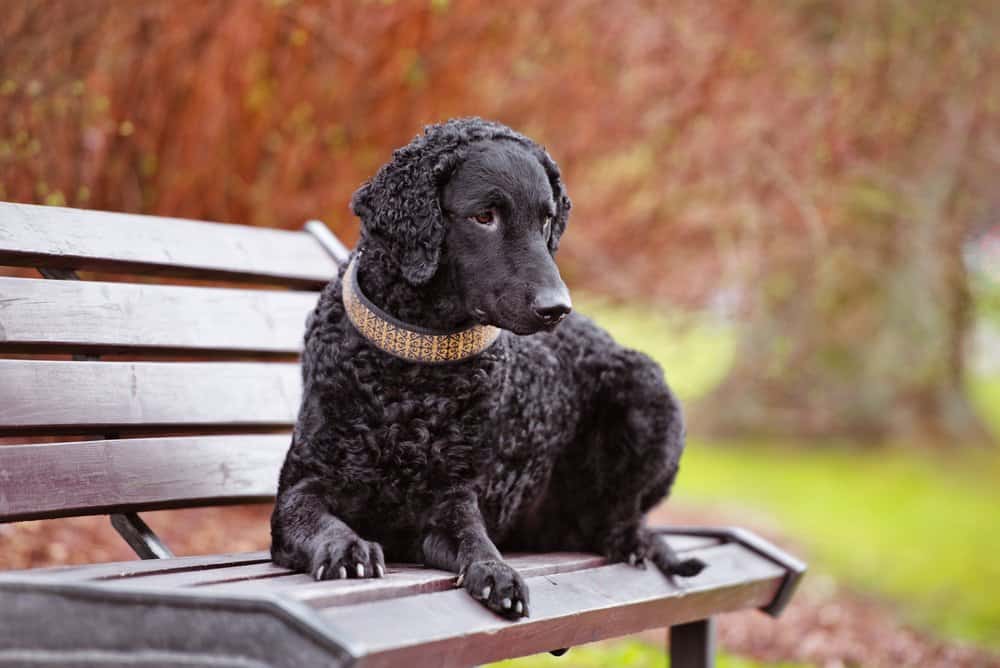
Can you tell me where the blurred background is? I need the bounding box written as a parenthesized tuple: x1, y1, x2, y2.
(1, 1, 998, 665)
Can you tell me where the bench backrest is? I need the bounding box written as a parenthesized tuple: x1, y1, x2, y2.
(0, 202, 344, 522)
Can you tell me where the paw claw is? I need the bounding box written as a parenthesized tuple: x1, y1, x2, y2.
(455, 572, 464, 587)
(628, 552, 637, 566)
(307, 535, 385, 584)
(462, 560, 528, 621)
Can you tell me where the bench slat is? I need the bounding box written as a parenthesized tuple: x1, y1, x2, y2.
(200, 536, 720, 605)
(19, 535, 720, 592)
(0, 277, 316, 356)
(0, 360, 300, 435)
(0, 435, 288, 521)
(319, 542, 783, 667)
(100, 554, 602, 594)
(23, 536, 718, 591)
(23, 551, 274, 581)
(4, 531, 801, 666)
(0, 202, 339, 286)
(103, 561, 295, 589)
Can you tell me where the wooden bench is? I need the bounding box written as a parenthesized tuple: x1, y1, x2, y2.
(0, 201, 805, 668)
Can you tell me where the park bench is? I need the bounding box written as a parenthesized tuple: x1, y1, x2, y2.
(0, 200, 805, 667)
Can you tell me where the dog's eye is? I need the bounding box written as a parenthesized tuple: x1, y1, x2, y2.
(471, 211, 495, 225)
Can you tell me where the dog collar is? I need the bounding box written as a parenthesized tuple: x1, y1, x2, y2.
(342, 255, 501, 364)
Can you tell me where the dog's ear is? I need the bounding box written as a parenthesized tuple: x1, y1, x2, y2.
(351, 148, 461, 286)
(532, 147, 572, 253)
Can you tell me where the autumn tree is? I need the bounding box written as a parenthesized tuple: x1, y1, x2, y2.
(2, 0, 996, 443)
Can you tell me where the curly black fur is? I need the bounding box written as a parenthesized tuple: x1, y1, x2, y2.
(271, 118, 704, 620)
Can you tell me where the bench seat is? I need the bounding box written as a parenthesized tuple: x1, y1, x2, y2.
(0, 529, 801, 667)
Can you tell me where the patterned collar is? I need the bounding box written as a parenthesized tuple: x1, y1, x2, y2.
(342, 255, 501, 364)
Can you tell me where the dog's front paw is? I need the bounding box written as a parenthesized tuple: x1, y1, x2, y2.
(310, 530, 385, 581)
(458, 559, 529, 620)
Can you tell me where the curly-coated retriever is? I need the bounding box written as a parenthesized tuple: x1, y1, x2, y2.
(271, 117, 704, 620)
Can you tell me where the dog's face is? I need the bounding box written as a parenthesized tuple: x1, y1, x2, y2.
(440, 140, 572, 335)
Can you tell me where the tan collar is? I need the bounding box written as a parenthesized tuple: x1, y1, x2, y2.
(342, 255, 501, 364)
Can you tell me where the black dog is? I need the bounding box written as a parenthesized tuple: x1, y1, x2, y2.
(271, 118, 704, 620)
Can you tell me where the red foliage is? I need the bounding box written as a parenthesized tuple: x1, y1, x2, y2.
(1, 1, 997, 309)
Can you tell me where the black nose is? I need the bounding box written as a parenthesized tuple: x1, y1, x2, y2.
(532, 288, 572, 326)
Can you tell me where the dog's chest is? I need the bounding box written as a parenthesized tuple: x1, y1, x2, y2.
(474, 349, 579, 532)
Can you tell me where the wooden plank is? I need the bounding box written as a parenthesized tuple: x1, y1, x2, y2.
(127, 554, 603, 596)
(93, 538, 714, 594)
(0, 434, 288, 521)
(0, 201, 339, 286)
(0, 277, 316, 355)
(22, 551, 273, 581)
(27, 535, 716, 590)
(0, 360, 300, 435)
(318, 542, 784, 668)
(104, 561, 294, 589)
(201, 536, 719, 603)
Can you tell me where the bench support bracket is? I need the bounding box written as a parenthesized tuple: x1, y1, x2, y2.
(657, 526, 806, 616)
(110, 512, 174, 560)
(669, 618, 716, 668)
(304, 220, 350, 264)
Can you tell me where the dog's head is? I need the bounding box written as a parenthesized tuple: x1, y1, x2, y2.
(350, 118, 572, 335)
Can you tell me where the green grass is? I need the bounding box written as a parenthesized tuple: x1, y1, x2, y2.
(676, 441, 1000, 646)
(970, 375, 1000, 438)
(492, 640, 808, 668)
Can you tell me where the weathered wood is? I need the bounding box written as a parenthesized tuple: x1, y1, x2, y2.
(0, 578, 351, 668)
(670, 618, 716, 668)
(23, 551, 273, 581)
(34, 536, 718, 593)
(128, 554, 606, 596)
(0, 360, 300, 435)
(317, 542, 783, 668)
(203, 536, 721, 606)
(105, 560, 295, 589)
(0, 277, 316, 356)
(7, 538, 796, 666)
(0, 434, 288, 521)
(0, 201, 337, 286)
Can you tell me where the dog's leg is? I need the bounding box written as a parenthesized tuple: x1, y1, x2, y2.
(574, 349, 707, 579)
(271, 478, 385, 580)
(421, 489, 529, 620)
